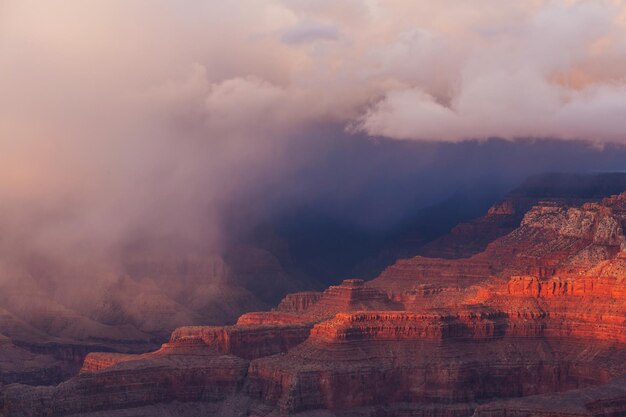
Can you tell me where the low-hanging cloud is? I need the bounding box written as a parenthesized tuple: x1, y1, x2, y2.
(1, 0, 626, 311)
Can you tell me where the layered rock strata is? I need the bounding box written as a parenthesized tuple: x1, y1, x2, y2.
(3, 193, 626, 417)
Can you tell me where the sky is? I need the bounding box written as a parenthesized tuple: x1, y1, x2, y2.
(1, 0, 626, 282)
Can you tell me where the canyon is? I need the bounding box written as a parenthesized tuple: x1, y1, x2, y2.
(1, 181, 625, 416)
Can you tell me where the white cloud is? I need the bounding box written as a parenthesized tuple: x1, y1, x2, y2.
(2, 0, 626, 263)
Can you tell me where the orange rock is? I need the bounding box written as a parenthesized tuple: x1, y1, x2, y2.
(5, 193, 626, 417)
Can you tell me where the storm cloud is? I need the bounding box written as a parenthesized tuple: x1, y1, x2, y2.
(1, 0, 626, 293)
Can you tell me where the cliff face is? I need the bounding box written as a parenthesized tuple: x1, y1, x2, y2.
(372, 198, 625, 297)
(0, 243, 308, 397)
(3, 193, 626, 417)
(3, 352, 249, 417)
(418, 172, 626, 260)
(2, 172, 624, 405)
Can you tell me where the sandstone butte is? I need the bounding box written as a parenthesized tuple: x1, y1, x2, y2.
(3, 193, 626, 417)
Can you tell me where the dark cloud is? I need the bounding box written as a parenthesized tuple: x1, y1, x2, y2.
(1, 0, 626, 308)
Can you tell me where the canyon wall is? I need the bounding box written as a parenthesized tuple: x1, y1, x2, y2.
(3, 193, 626, 417)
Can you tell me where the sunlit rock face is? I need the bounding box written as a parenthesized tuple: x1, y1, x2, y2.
(0, 172, 624, 402)
(418, 172, 626, 260)
(4, 193, 626, 417)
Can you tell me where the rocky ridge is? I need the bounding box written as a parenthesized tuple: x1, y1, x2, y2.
(3, 192, 626, 416)
(2, 172, 625, 402)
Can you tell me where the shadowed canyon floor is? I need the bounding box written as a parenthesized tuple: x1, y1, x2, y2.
(2, 186, 626, 416)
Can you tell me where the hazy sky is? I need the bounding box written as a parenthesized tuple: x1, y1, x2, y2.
(1, 0, 626, 266)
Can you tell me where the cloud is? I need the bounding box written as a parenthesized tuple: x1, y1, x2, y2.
(1, 0, 626, 297)
(351, 1, 626, 141)
(5, 0, 626, 148)
(281, 22, 339, 44)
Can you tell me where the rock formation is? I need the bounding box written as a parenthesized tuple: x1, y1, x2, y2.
(2, 171, 625, 407)
(0, 241, 312, 401)
(3, 192, 626, 417)
(418, 172, 626, 259)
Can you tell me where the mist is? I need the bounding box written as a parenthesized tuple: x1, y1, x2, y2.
(1, 1, 626, 333)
